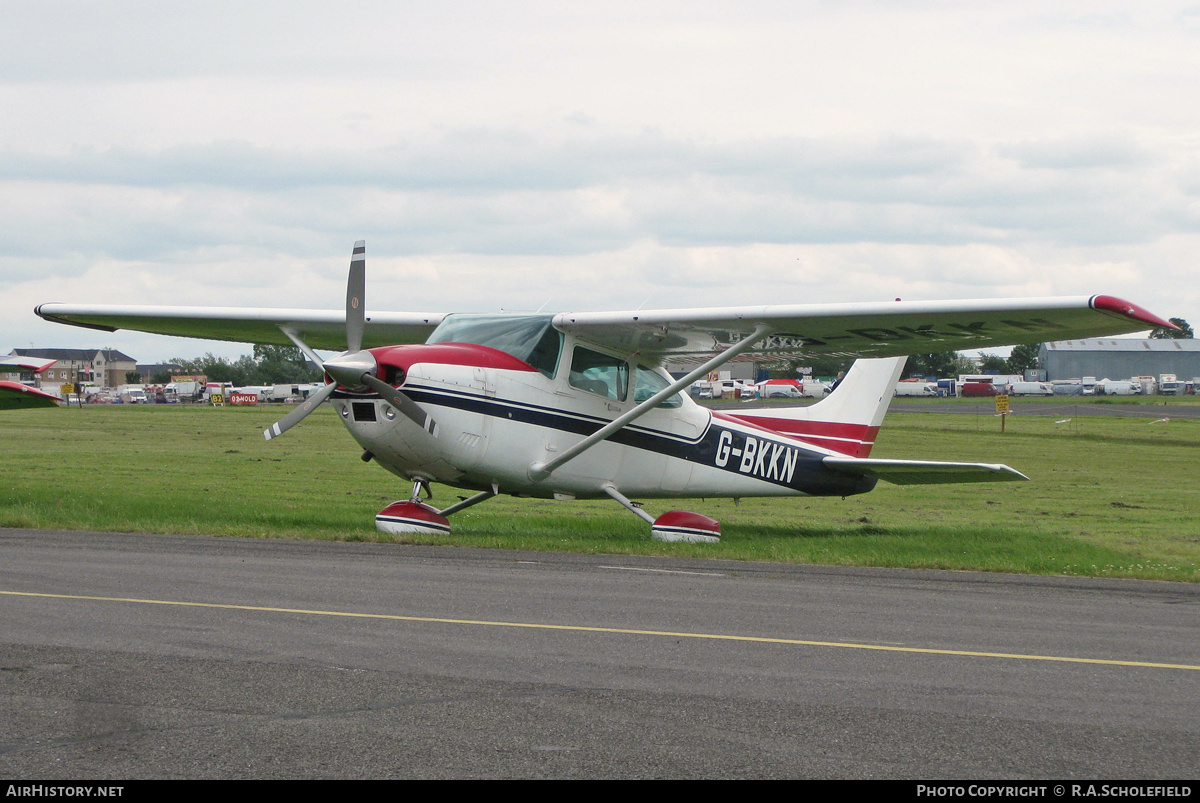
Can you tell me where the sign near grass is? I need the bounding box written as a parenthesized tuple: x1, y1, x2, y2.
(995, 393, 1010, 432)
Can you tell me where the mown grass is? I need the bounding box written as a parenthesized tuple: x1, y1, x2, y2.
(1, 404, 1197, 581)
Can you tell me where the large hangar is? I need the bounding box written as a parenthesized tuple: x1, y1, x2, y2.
(1040, 338, 1200, 381)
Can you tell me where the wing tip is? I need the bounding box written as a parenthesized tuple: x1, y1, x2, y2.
(1090, 295, 1176, 330)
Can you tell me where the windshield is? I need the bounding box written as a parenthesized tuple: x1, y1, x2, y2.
(427, 314, 563, 377)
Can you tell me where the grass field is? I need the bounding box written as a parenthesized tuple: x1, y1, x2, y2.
(2, 403, 1197, 581)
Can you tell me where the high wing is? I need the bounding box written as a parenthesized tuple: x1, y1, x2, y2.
(550, 295, 1173, 360)
(36, 294, 1169, 358)
(33, 305, 446, 352)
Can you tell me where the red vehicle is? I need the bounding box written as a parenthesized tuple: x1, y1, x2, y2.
(961, 381, 999, 397)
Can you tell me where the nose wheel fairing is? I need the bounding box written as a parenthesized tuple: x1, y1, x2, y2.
(375, 501, 452, 536)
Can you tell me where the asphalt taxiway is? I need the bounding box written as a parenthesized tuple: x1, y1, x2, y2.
(1, 528, 1197, 779)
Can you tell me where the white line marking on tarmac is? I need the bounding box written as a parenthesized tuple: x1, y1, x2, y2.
(599, 566, 725, 577)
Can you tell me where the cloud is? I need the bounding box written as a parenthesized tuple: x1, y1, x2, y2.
(995, 134, 1151, 170)
(1, 127, 1195, 268)
(3, 2, 1199, 360)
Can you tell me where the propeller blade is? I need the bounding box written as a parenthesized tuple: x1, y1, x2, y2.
(361, 374, 440, 437)
(263, 381, 338, 441)
(346, 240, 366, 353)
(280, 326, 327, 375)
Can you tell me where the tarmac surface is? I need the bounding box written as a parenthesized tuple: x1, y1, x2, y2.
(2, 528, 1198, 779)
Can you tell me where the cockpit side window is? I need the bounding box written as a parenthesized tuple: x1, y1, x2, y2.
(569, 346, 628, 401)
(633, 365, 683, 408)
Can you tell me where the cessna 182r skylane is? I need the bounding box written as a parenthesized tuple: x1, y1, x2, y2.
(36, 242, 1175, 542)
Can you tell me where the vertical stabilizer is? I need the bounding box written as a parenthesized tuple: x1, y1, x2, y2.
(720, 357, 906, 457)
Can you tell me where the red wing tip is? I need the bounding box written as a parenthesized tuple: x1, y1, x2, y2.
(1090, 295, 1177, 330)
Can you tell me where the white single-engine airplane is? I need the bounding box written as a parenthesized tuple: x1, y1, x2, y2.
(36, 242, 1175, 541)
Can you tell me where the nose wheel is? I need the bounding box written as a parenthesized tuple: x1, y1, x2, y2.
(375, 482, 497, 536)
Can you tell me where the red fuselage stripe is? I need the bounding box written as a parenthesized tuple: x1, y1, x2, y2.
(718, 412, 880, 457)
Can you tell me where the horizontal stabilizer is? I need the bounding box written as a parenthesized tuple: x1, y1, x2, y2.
(822, 456, 1028, 485)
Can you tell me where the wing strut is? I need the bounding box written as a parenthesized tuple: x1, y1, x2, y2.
(528, 323, 774, 481)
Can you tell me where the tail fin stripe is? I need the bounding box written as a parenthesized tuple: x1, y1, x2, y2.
(714, 411, 879, 457)
(726, 416, 879, 441)
(717, 356, 905, 458)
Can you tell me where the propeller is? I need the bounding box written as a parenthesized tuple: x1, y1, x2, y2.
(263, 241, 438, 440)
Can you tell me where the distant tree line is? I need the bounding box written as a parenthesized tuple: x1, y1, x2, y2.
(149, 345, 323, 386)
(780, 345, 1039, 381)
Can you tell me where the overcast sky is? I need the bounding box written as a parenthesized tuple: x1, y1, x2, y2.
(3, 1, 1198, 362)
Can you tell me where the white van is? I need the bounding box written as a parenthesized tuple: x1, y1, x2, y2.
(118, 386, 147, 404)
(1007, 381, 1053, 396)
(894, 381, 937, 397)
(1094, 379, 1142, 396)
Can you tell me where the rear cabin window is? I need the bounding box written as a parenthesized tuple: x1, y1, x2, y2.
(569, 346, 628, 401)
(426, 314, 562, 378)
(633, 366, 682, 408)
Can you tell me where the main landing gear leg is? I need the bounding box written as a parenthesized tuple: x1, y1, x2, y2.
(601, 484, 721, 544)
(375, 483, 498, 536)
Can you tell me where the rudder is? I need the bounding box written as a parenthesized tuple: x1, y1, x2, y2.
(720, 357, 906, 457)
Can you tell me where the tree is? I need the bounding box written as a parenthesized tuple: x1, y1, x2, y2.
(169, 348, 322, 386)
(906, 351, 972, 378)
(252, 344, 321, 384)
(978, 353, 1007, 373)
(170, 353, 253, 386)
(779, 355, 854, 380)
(1006, 343, 1041, 374)
(1149, 317, 1194, 339)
